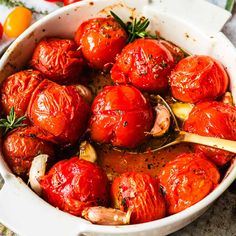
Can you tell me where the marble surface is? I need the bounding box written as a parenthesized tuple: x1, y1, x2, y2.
(0, 0, 236, 235)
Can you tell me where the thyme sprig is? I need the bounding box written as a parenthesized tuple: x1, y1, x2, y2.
(0, 107, 26, 135)
(0, 0, 49, 15)
(110, 11, 157, 43)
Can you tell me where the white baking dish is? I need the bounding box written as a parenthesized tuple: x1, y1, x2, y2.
(0, 0, 235, 235)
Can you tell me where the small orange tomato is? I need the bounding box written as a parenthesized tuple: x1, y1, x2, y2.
(4, 7, 32, 38)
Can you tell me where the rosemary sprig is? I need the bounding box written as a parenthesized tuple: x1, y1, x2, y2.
(0, 0, 49, 15)
(110, 11, 157, 43)
(0, 107, 27, 135)
(225, 0, 235, 12)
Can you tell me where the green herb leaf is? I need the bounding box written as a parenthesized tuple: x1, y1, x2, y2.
(110, 11, 157, 43)
(225, 0, 235, 12)
(0, 107, 27, 135)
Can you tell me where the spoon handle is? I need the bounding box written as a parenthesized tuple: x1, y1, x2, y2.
(180, 131, 236, 153)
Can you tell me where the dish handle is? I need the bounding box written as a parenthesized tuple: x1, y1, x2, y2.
(0, 172, 90, 236)
(150, 0, 231, 35)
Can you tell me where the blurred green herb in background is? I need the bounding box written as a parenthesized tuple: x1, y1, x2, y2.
(226, 0, 235, 12)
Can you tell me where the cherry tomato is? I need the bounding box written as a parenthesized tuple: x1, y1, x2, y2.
(4, 7, 32, 38)
(89, 85, 154, 148)
(111, 172, 166, 223)
(40, 157, 109, 216)
(27, 79, 90, 146)
(1, 70, 43, 117)
(159, 153, 220, 215)
(170, 55, 229, 103)
(31, 38, 85, 84)
(111, 38, 174, 92)
(0, 22, 3, 40)
(2, 126, 55, 179)
(75, 17, 127, 70)
(184, 101, 236, 166)
(64, 0, 81, 5)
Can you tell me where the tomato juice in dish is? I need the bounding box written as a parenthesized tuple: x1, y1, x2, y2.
(0, 10, 235, 226)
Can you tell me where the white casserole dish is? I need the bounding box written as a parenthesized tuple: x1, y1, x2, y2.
(0, 0, 235, 235)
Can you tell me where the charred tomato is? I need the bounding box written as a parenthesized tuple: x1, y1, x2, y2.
(184, 101, 236, 166)
(1, 70, 43, 117)
(2, 126, 55, 178)
(111, 38, 175, 92)
(170, 55, 229, 103)
(40, 157, 109, 216)
(31, 38, 85, 84)
(111, 172, 166, 224)
(27, 79, 90, 146)
(75, 17, 127, 70)
(89, 85, 154, 148)
(159, 153, 220, 215)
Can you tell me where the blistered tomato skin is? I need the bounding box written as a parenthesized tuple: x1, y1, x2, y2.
(31, 38, 85, 84)
(40, 157, 109, 216)
(89, 85, 154, 148)
(111, 38, 175, 92)
(111, 172, 166, 224)
(1, 70, 43, 117)
(184, 101, 236, 166)
(75, 18, 127, 70)
(4, 7, 32, 38)
(3, 126, 55, 178)
(159, 153, 220, 215)
(27, 79, 90, 146)
(170, 55, 229, 103)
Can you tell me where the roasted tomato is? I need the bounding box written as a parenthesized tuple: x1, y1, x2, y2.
(31, 38, 85, 84)
(40, 157, 109, 216)
(184, 101, 236, 166)
(1, 70, 43, 117)
(111, 38, 175, 92)
(111, 172, 166, 224)
(89, 85, 154, 148)
(159, 153, 220, 215)
(64, 0, 81, 5)
(2, 126, 55, 178)
(0, 22, 3, 40)
(75, 17, 127, 70)
(27, 79, 90, 146)
(170, 55, 229, 103)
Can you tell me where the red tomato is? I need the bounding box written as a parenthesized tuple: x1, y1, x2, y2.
(31, 38, 85, 84)
(111, 172, 166, 224)
(1, 70, 43, 117)
(75, 17, 127, 70)
(27, 79, 90, 146)
(184, 101, 236, 166)
(159, 153, 220, 215)
(64, 0, 81, 5)
(0, 22, 3, 40)
(89, 85, 154, 148)
(170, 55, 229, 103)
(111, 38, 174, 92)
(2, 126, 55, 178)
(40, 157, 109, 216)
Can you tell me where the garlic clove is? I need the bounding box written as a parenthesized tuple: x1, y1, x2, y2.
(74, 84, 93, 104)
(171, 102, 193, 121)
(79, 141, 97, 163)
(29, 154, 48, 196)
(222, 92, 234, 106)
(82, 206, 131, 225)
(150, 104, 171, 137)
